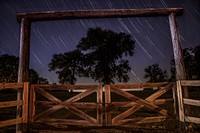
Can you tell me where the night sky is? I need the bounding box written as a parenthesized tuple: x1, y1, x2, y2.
(0, 0, 200, 84)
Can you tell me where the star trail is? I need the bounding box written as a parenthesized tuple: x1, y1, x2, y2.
(0, 0, 200, 84)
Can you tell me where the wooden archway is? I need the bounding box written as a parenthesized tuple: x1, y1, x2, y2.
(16, 8, 187, 131)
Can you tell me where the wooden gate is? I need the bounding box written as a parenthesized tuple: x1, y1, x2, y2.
(0, 82, 29, 128)
(105, 82, 175, 126)
(29, 84, 103, 126)
(177, 80, 200, 124)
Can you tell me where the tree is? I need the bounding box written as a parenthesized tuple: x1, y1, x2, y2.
(0, 54, 18, 82)
(170, 46, 200, 81)
(29, 69, 49, 84)
(49, 49, 84, 84)
(0, 54, 48, 84)
(77, 27, 135, 84)
(144, 64, 168, 82)
(193, 46, 200, 79)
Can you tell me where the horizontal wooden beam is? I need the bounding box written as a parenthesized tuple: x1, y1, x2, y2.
(17, 8, 183, 22)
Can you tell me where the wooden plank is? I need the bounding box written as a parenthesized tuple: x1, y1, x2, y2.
(185, 116, 200, 124)
(97, 85, 103, 126)
(183, 98, 200, 107)
(111, 98, 173, 108)
(0, 100, 22, 108)
(17, 8, 183, 22)
(29, 85, 36, 122)
(180, 80, 200, 87)
(35, 101, 97, 108)
(111, 86, 168, 116)
(176, 81, 185, 122)
(112, 105, 141, 125)
(0, 118, 22, 128)
(37, 118, 94, 126)
(34, 84, 98, 90)
(22, 82, 29, 123)
(110, 82, 169, 89)
(145, 83, 173, 101)
(105, 85, 112, 126)
(116, 116, 168, 125)
(0, 83, 24, 90)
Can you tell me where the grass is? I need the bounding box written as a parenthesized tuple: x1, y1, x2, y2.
(0, 88, 200, 132)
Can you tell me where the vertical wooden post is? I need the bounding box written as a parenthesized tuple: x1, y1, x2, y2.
(29, 85, 36, 122)
(97, 85, 103, 126)
(172, 83, 178, 119)
(17, 17, 31, 132)
(169, 13, 189, 99)
(105, 85, 111, 126)
(176, 81, 185, 122)
(22, 82, 29, 123)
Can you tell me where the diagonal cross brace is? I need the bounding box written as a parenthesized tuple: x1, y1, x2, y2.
(111, 83, 173, 124)
(34, 87, 97, 124)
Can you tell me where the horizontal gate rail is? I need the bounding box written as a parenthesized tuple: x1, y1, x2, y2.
(0, 82, 29, 128)
(177, 80, 200, 124)
(105, 82, 175, 126)
(30, 84, 103, 126)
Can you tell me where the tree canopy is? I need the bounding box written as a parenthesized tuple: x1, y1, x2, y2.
(49, 27, 135, 85)
(0, 54, 48, 84)
(49, 49, 84, 84)
(144, 64, 168, 82)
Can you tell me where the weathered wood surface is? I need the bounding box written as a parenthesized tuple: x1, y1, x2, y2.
(105, 85, 112, 126)
(169, 13, 189, 99)
(35, 101, 97, 108)
(33, 84, 98, 90)
(0, 118, 22, 128)
(0, 82, 28, 131)
(33, 88, 96, 121)
(17, 8, 183, 22)
(176, 81, 185, 122)
(17, 17, 31, 132)
(110, 82, 169, 89)
(116, 116, 170, 125)
(0, 83, 24, 90)
(22, 82, 29, 123)
(37, 118, 93, 126)
(185, 116, 200, 124)
(111, 86, 169, 116)
(97, 85, 103, 126)
(0, 100, 22, 108)
(183, 98, 200, 107)
(180, 80, 200, 86)
(29, 85, 36, 122)
(111, 98, 173, 108)
(111, 83, 173, 125)
(31, 85, 102, 126)
(18, 18, 31, 83)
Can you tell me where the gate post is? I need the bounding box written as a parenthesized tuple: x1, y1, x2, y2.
(17, 17, 31, 132)
(97, 85, 103, 126)
(105, 85, 112, 126)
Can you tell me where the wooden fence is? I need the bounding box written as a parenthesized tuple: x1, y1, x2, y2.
(104, 82, 176, 126)
(29, 84, 103, 126)
(177, 80, 200, 124)
(1, 81, 199, 131)
(0, 82, 29, 128)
